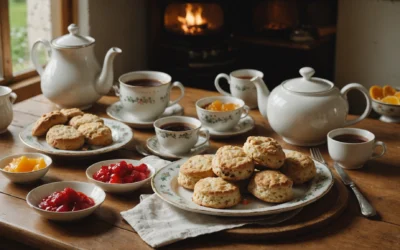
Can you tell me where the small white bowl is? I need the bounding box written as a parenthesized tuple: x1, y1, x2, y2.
(196, 96, 250, 132)
(86, 159, 155, 193)
(26, 181, 106, 221)
(372, 99, 400, 123)
(0, 153, 52, 183)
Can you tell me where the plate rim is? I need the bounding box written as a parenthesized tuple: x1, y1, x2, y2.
(19, 118, 133, 156)
(151, 151, 334, 217)
(208, 116, 255, 138)
(106, 101, 184, 128)
(146, 135, 209, 160)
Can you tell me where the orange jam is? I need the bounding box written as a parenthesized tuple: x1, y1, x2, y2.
(204, 100, 238, 111)
(369, 85, 400, 105)
(3, 156, 46, 172)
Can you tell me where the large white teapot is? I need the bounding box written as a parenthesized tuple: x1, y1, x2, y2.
(251, 67, 372, 146)
(31, 24, 122, 109)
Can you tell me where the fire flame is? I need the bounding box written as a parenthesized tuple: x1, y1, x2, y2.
(177, 4, 207, 34)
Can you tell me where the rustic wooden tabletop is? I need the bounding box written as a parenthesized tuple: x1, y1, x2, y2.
(0, 87, 399, 250)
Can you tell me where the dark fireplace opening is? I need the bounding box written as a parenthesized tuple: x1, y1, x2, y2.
(148, 0, 337, 91)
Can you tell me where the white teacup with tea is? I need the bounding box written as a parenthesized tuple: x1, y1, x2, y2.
(0, 86, 17, 134)
(327, 128, 386, 169)
(214, 69, 264, 109)
(154, 116, 210, 155)
(116, 71, 185, 121)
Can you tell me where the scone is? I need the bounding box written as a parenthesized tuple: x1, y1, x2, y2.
(46, 125, 85, 150)
(77, 122, 113, 146)
(178, 155, 216, 190)
(212, 145, 254, 181)
(243, 136, 285, 169)
(69, 114, 103, 128)
(280, 151, 316, 184)
(60, 108, 84, 119)
(248, 170, 293, 203)
(31, 111, 68, 136)
(192, 177, 241, 208)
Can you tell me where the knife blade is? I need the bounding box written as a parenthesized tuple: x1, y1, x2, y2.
(334, 162, 376, 217)
(333, 162, 353, 185)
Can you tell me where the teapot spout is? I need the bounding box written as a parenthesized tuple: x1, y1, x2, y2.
(95, 47, 122, 95)
(250, 76, 270, 120)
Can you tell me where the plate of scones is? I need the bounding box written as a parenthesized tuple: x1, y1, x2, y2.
(19, 108, 133, 157)
(152, 136, 333, 216)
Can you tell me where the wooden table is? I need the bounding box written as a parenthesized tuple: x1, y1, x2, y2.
(0, 87, 399, 250)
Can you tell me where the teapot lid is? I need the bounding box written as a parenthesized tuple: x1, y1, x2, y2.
(282, 67, 334, 93)
(52, 24, 95, 48)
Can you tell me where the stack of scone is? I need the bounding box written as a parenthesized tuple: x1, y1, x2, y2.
(177, 136, 317, 209)
(31, 108, 113, 150)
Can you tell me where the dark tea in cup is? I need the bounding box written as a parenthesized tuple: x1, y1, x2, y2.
(124, 79, 163, 87)
(160, 123, 195, 131)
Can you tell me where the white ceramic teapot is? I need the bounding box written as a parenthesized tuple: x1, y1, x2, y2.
(31, 24, 122, 109)
(251, 67, 372, 146)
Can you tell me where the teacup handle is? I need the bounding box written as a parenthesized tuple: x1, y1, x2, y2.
(112, 83, 120, 97)
(341, 83, 372, 126)
(168, 81, 185, 107)
(214, 73, 231, 96)
(9, 92, 17, 104)
(193, 128, 210, 150)
(371, 141, 386, 159)
(240, 105, 250, 119)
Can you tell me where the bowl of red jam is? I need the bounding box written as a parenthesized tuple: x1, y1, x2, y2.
(86, 159, 155, 193)
(26, 181, 106, 221)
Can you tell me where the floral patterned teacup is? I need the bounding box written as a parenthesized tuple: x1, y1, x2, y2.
(154, 116, 210, 155)
(196, 96, 250, 132)
(215, 69, 264, 109)
(116, 71, 185, 121)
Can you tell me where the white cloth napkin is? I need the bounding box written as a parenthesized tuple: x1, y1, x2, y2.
(121, 156, 301, 248)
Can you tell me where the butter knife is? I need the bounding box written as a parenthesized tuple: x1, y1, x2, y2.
(334, 162, 376, 217)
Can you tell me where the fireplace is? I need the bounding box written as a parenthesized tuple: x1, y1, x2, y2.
(164, 3, 224, 36)
(148, 0, 337, 91)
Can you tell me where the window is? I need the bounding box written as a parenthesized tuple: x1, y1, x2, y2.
(0, 0, 75, 85)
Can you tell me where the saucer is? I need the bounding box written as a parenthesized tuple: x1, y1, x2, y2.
(106, 101, 184, 129)
(146, 135, 209, 160)
(205, 116, 255, 139)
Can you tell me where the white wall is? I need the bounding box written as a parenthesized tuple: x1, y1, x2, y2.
(335, 0, 400, 114)
(77, 0, 148, 79)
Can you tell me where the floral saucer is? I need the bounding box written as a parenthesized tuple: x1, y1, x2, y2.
(205, 116, 255, 139)
(146, 135, 209, 160)
(106, 101, 184, 129)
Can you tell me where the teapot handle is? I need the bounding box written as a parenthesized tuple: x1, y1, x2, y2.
(340, 83, 372, 126)
(31, 39, 51, 76)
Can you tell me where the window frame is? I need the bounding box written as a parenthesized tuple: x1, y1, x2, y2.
(0, 0, 76, 86)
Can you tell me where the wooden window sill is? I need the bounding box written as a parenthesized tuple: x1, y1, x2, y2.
(9, 76, 41, 103)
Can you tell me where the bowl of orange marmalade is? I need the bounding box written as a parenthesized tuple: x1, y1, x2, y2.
(369, 85, 400, 123)
(196, 96, 250, 132)
(0, 153, 52, 183)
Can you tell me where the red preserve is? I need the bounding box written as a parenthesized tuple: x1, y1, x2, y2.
(93, 160, 150, 184)
(38, 187, 95, 212)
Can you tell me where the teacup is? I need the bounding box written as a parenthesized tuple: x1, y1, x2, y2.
(154, 116, 209, 155)
(327, 128, 386, 170)
(0, 86, 17, 134)
(116, 71, 185, 121)
(214, 69, 264, 109)
(196, 96, 250, 132)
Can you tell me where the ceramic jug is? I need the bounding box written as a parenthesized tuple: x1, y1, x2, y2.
(31, 24, 122, 109)
(0, 86, 17, 134)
